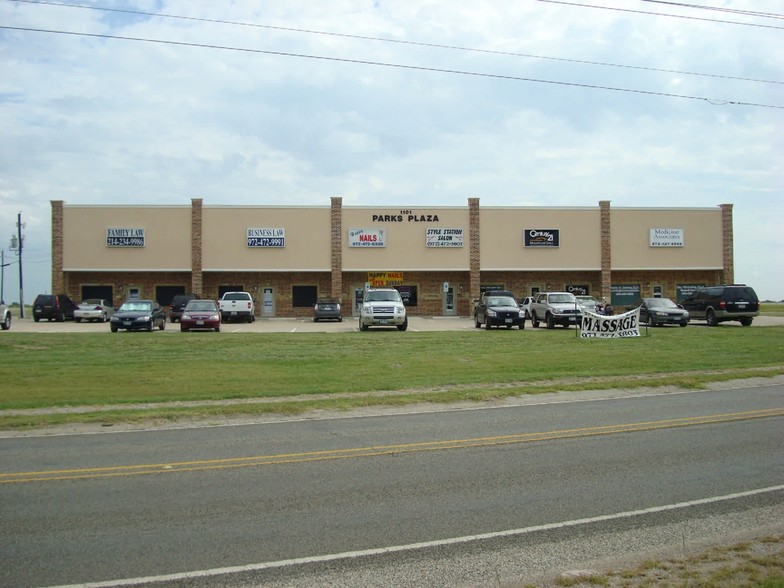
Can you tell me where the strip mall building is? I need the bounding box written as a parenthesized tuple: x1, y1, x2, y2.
(51, 198, 735, 317)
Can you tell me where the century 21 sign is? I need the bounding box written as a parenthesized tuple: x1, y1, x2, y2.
(524, 229, 559, 247)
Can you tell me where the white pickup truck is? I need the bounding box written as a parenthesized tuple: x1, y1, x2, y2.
(218, 291, 255, 323)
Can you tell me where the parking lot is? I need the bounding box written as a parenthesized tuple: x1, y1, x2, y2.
(6, 314, 783, 333)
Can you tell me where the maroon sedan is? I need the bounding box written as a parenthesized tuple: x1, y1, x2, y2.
(180, 300, 221, 332)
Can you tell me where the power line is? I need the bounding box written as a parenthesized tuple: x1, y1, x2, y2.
(534, 0, 784, 29)
(3, 25, 782, 110)
(7, 0, 782, 86)
(639, 1, 784, 20)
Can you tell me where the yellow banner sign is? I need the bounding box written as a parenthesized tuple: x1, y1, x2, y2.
(368, 272, 404, 287)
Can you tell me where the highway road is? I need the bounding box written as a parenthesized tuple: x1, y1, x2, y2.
(1, 384, 782, 587)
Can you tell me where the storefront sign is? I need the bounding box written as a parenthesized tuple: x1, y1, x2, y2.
(426, 228, 464, 247)
(676, 283, 704, 302)
(106, 228, 145, 247)
(247, 227, 285, 247)
(566, 284, 589, 295)
(580, 308, 641, 339)
(349, 228, 386, 247)
(372, 210, 440, 222)
(524, 229, 559, 247)
(368, 272, 403, 287)
(649, 228, 684, 247)
(610, 284, 641, 308)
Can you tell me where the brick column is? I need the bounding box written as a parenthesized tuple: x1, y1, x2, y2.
(191, 198, 203, 295)
(331, 196, 343, 300)
(51, 200, 64, 295)
(469, 198, 480, 299)
(720, 203, 734, 284)
(599, 200, 611, 301)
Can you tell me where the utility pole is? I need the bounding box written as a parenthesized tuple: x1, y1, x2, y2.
(9, 212, 25, 318)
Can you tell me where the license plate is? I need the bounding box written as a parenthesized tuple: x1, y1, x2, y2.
(231, 311, 237, 315)
(505, 318, 513, 323)
(123, 321, 132, 326)
(737, 303, 747, 308)
(196, 320, 204, 325)
(379, 319, 388, 324)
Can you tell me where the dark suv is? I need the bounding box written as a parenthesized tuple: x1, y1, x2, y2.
(680, 284, 759, 327)
(33, 294, 77, 322)
(168, 293, 198, 323)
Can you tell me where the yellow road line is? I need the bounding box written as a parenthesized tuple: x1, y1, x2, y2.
(2, 408, 782, 484)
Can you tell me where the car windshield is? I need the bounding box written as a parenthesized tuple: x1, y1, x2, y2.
(488, 297, 517, 306)
(81, 299, 103, 306)
(365, 291, 401, 302)
(186, 301, 217, 311)
(120, 301, 151, 312)
(549, 294, 576, 303)
(647, 298, 678, 308)
(223, 293, 248, 301)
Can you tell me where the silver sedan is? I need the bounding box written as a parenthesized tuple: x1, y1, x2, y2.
(74, 299, 115, 323)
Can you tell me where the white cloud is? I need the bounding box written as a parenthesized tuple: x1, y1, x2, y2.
(1, 0, 782, 300)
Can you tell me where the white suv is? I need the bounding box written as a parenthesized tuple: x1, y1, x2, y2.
(359, 288, 408, 331)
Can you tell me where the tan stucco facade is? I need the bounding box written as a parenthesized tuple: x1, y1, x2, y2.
(52, 198, 733, 317)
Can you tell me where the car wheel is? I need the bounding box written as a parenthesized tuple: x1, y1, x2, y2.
(531, 313, 539, 328)
(706, 309, 718, 327)
(397, 318, 408, 332)
(338, 317, 343, 322)
(679, 322, 688, 327)
(34, 316, 40, 322)
(485, 318, 492, 330)
(546, 314, 555, 329)
(75, 318, 82, 323)
(215, 325, 220, 332)
(147, 321, 154, 332)
(160, 320, 165, 331)
(740, 317, 753, 327)
(1, 314, 10, 330)
(314, 317, 319, 322)
(101, 314, 108, 322)
(56, 313, 65, 322)
(359, 318, 368, 331)
(180, 324, 188, 332)
(520, 321, 525, 330)
(110, 324, 118, 333)
(647, 314, 654, 327)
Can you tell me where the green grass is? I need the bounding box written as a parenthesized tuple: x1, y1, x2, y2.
(1, 327, 782, 424)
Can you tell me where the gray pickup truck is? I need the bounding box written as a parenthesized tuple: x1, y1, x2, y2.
(530, 292, 583, 329)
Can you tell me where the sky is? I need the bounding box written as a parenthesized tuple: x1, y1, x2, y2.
(1, 0, 782, 303)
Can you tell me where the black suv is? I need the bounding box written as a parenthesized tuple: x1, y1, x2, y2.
(680, 284, 759, 327)
(33, 294, 77, 322)
(474, 290, 525, 330)
(168, 293, 198, 323)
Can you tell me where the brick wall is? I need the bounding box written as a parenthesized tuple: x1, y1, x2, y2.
(51, 200, 64, 294)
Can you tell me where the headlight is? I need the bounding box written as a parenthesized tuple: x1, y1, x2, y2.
(487, 309, 497, 317)
(140, 315, 151, 321)
(654, 311, 667, 317)
(182, 313, 192, 320)
(518, 310, 525, 318)
(209, 314, 220, 321)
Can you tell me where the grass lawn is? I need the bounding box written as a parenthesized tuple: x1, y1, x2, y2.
(1, 325, 782, 429)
